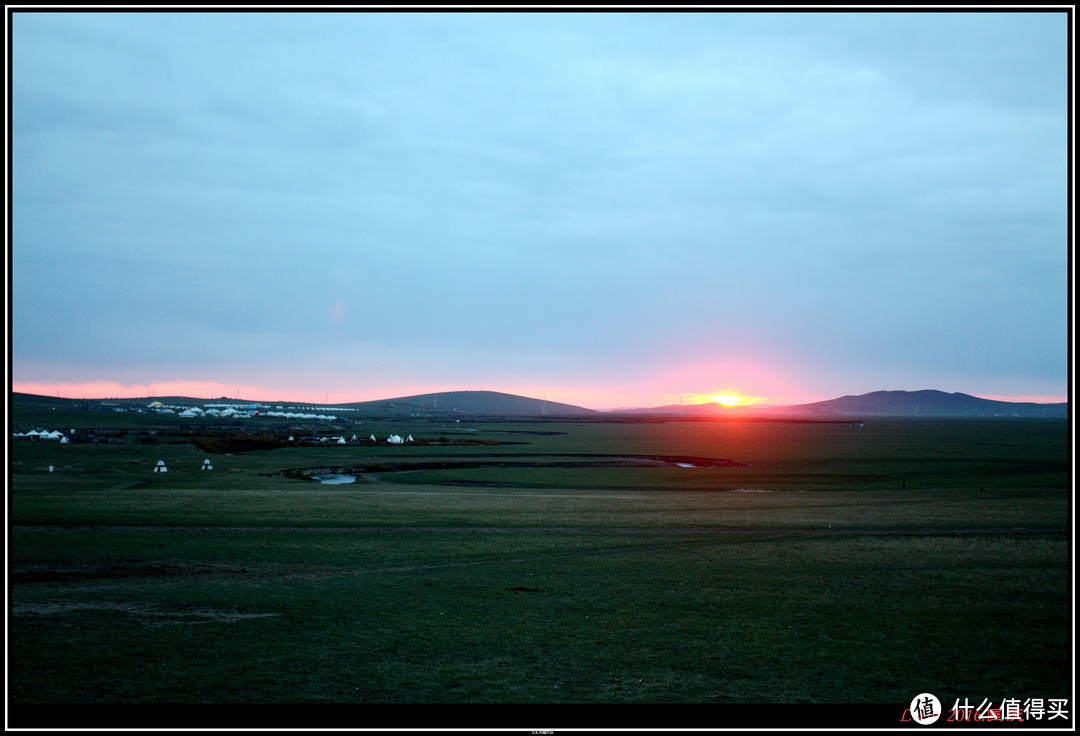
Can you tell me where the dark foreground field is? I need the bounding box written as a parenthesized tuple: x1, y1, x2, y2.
(8, 417, 1072, 728)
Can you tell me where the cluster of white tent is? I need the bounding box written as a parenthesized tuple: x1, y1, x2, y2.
(169, 405, 341, 420)
(297, 434, 415, 445)
(172, 405, 341, 421)
(153, 459, 214, 473)
(178, 407, 250, 418)
(12, 429, 69, 443)
(259, 411, 339, 421)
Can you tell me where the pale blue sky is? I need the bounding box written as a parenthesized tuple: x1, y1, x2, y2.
(11, 10, 1069, 407)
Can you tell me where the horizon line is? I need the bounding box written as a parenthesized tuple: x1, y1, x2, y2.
(9, 383, 1070, 411)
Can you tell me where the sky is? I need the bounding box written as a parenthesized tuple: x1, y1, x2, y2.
(9, 10, 1070, 410)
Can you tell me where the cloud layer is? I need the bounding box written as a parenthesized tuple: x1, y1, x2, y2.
(12, 12, 1068, 407)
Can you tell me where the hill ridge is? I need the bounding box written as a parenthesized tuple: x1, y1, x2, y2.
(779, 389, 1066, 418)
(10, 388, 1066, 418)
(344, 390, 596, 417)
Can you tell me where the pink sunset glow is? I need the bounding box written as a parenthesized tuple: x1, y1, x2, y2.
(9, 378, 810, 410)
(11, 374, 1066, 412)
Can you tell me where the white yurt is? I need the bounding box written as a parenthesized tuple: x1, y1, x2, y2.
(387, 435, 403, 445)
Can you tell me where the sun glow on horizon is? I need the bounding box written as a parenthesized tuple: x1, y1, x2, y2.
(677, 392, 769, 407)
(13, 380, 778, 410)
(13, 379, 1065, 412)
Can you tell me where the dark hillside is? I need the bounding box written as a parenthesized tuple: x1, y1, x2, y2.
(779, 390, 1066, 418)
(345, 390, 596, 417)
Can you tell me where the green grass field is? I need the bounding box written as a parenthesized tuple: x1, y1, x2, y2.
(8, 416, 1071, 726)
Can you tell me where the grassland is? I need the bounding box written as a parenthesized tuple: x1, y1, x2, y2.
(7, 414, 1071, 728)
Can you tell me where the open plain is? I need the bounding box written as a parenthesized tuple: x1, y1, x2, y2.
(8, 408, 1071, 727)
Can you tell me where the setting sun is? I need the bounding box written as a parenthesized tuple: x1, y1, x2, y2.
(682, 392, 767, 408)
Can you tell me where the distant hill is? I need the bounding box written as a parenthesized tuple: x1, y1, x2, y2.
(610, 389, 1067, 418)
(10, 393, 246, 408)
(10, 388, 1065, 420)
(609, 402, 744, 418)
(11, 392, 81, 407)
(777, 390, 1067, 418)
(344, 390, 596, 417)
(10, 390, 588, 418)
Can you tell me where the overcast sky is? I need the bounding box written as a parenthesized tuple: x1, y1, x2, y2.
(10, 10, 1069, 408)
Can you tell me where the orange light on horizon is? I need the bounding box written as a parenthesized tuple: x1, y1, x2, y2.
(681, 392, 768, 407)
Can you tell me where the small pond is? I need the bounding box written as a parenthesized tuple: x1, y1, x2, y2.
(312, 473, 357, 485)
